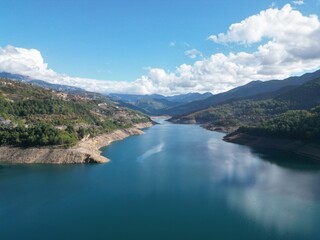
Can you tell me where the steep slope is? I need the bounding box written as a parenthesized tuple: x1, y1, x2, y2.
(277, 76, 320, 109)
(170, 71, 320, 132)
(0, 72, 148, 114)
(165, 70, 320, 116)
(0, 77, 151, 147)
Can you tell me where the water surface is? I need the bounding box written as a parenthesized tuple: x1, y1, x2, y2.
(1, 120, 320, 239)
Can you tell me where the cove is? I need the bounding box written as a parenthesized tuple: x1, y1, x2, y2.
(1, 119, 320, 240)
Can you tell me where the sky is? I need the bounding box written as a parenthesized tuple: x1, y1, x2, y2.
(0, 0, 320, 95)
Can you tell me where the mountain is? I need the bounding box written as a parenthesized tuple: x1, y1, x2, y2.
(0, 72, 109, 101)
(133, 98, 177, 115)
(0, 77, 151, 147)
(0, 72, 211, 116)
(110, 92, 213, 115)
(165, 70, 320, 116)
(277, 76, 320, 108)
(0, 72, 149, 114)
(224, 79, 320, 151)
(170, 71, 320, 135)
(166, 92, 213, 103)
(0, 72, 31, 81)
(109, 93, 165, 103)
(110, 93, 177, 115)
(0, 72, 84, 93)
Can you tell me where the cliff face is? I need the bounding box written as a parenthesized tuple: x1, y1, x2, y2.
(224, 132, 320, 162)
(0, 122, 153, 164)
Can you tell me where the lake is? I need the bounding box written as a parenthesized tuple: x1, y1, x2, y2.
(1, 119, 320, 240)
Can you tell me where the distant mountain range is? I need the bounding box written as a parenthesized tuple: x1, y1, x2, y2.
(2, 69, 320, 160)
(2, 70, 320, 119)
(110, 92, 213, 115)
(170, 69, 320, 136)
(0, 72, 214, 115)
(165, 70, 320, 116)
(111, 70, 320, 116)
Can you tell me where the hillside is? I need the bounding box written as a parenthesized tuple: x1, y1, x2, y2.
(170, 73, 320, 137)
(0, 72, 86, 94)
(165, 70, 320, 116)
(236, 107, 320, 143)
(0, 72, 146, 115)
(228, 77, 320, 144)
(110, 92, 213, 115)
(277, 76, 320, 108)
(0, 78, 151, 147)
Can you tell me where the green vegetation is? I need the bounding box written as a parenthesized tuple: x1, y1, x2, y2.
(183, 99, 292, 127)
(171, 75, 320, 143)
(0, 78, 150, 147)
(239, 107, 320, 143)
(0, 123, 78, 147)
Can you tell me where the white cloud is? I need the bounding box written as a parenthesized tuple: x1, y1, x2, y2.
(0, 45, 57, 80)
(292, 0, 304, 5)
(208, 4, 318, 45)
(185, 49, 203, 59)
(0, 4, 320, 96)
(0, 45, 141, 94)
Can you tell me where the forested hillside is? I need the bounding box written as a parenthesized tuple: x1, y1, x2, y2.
(170, 74, 320, 143)
(238, 107, 320, 143)
(0, 78, 150, 147)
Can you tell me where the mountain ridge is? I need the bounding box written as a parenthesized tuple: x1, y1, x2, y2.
(164, 70, 320, 116)
(170, 70, 320, 145)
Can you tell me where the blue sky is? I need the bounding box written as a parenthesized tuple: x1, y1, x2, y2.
(0, 0, 320, 95)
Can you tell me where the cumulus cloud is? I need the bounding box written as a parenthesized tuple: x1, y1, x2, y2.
(139, 4, 320, 94)
(208, 4, 318, 45)
(0, 45, 57, 80)
(0, 4, 320, 95)
(185, 49, 203, 59)
(0, 45, 141, 94)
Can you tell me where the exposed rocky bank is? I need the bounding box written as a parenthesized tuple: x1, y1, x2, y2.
(0, 122, 153, 164)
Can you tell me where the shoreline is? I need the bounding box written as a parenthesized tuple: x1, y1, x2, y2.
(201, 124, 238, 134)
(224, 132, 320, 162)
(169, 119, 238, 134)
(0, 122, 153, 164)
(193, 122, 320, 163)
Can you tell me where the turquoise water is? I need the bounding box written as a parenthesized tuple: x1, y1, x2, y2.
(1, 120, 320, 240)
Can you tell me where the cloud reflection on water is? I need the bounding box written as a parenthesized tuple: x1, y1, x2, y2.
(207, 137, 320, 234)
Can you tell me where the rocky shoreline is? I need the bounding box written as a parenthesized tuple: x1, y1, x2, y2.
(0, 122, 153, 164)
(224, 132, 320, 162)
